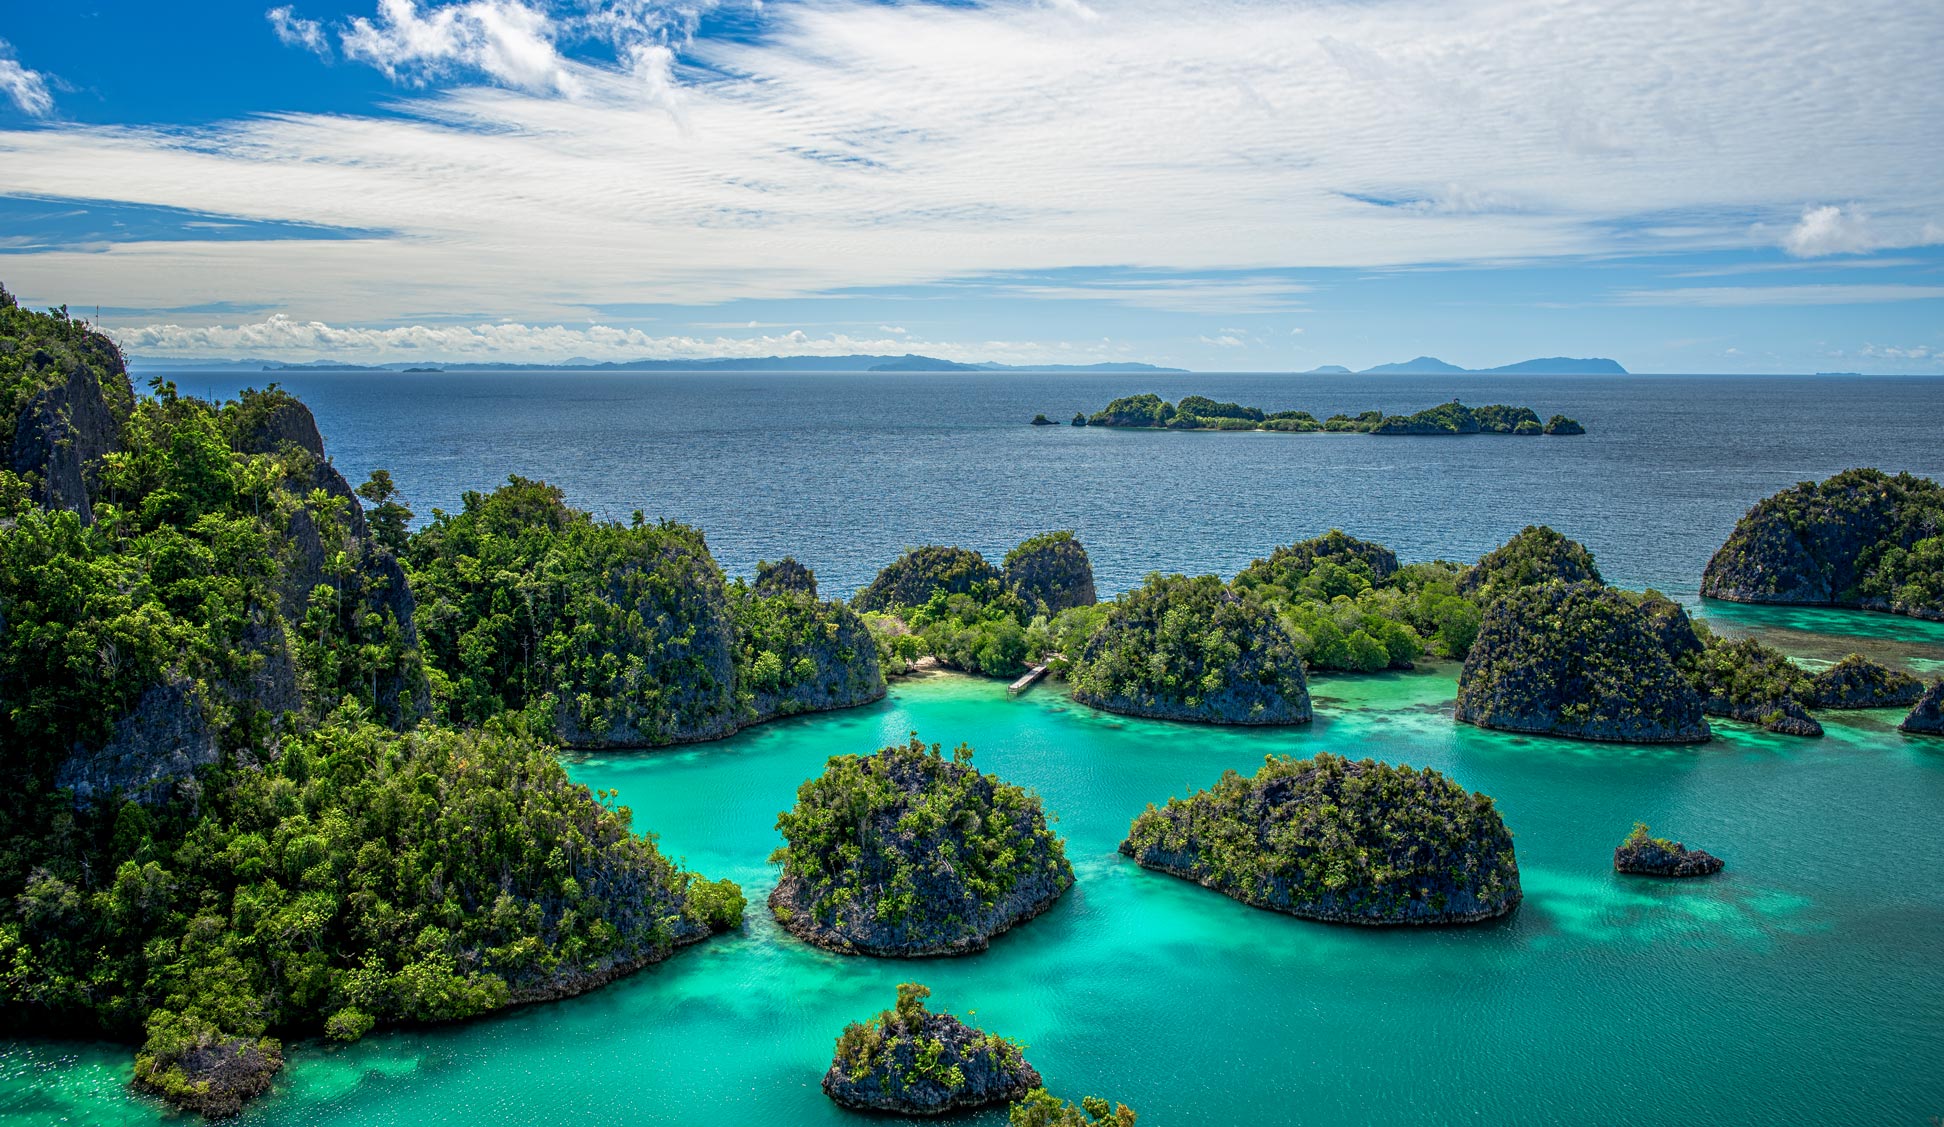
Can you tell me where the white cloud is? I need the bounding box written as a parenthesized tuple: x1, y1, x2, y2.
(1614, 284, 1944, 307)
(1780, 204, 1878, 257)
(109, 313, 1106, 364)
(0, 39, 53, 117)
(1860, 343, 1941, 361)
(3, 0, 1942, 325)
(341, 0, 582, 94)
(267, 7, 332, 57)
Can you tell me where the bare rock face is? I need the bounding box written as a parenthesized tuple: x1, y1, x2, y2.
(10, 353, 121, 524)
(1613, 824, 1724, 877)
(823, 985, 1041, 1116)
(1902, 680, 1944, 736)
(54, 681, 220, 807)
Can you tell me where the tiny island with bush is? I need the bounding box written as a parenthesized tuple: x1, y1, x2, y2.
(824, 983, 1040, 1115)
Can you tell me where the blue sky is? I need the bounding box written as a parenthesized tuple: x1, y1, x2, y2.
(2, 0, 1941, 372)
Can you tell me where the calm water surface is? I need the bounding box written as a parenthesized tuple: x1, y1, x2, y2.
(7, 373, 1943, 1125)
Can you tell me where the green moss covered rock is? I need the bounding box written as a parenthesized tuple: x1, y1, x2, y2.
(1004, 531, 1097, 615)
(1069, 574, 1311, 725)
(1121, 753, 1521, 924)
(1613, 823, 1723, 877)
(770, 736, 1073, 956)
(823, 983, 1039, 1115)
(1681, 637, 1823, 737)
(1459, 526, 1603, 603)
(1455, 581, 1710, 743)
(852, 545, 1004, 613)
(1805, 653, 1924, 709)
(1702, 468, 1944, 620)
(1236, 529, 1400, 587)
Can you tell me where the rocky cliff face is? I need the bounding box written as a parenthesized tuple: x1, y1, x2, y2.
(9, 355, 122, 524)
(53, 681, 220, 807)
(1902, 680, 1944, 735)
(1121, 753, 1521, 925)
(851, 545, 1004, 613)
(1455, 581, 1710, 743)
(1236, 529, 1400, 588)
(1070, 574, 1311, 725)
(1701, 468, 1944, 620)
(1459, 526, 1603, 603)
(733, 588, 887, 724)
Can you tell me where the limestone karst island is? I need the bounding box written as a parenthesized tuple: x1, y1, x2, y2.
(1, 0, 1941, 1122)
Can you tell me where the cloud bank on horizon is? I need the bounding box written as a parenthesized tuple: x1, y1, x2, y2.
(0, 0, 1940, 371)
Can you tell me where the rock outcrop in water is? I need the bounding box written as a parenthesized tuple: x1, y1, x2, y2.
(1702, 468, 1944, 621)
(823, 983, 1040, 1115)
(1003, 531, 1097, 614)
(1069, 573, 1311, 725)
(1455, 581, 1711, 743)
(1543, 415, 1586, 436)
(1121, 753, 1521, 924)
(132, 1016, 284, 1119)
(1613, 823, 1724, 877)
(1805, 653, 1925, 709)
(1901, 680, 1944, 735)
(770, 736, 1073, 956)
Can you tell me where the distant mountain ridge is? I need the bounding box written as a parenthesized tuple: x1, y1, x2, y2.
(1350, 356, 1628, 375)
(128, 353, 1187, 374)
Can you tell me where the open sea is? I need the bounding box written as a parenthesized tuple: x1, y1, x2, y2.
(6, 371, 1943, 1126)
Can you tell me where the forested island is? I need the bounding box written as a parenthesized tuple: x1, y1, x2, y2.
(1121, 754, 1522, 924)
(824, 983, 1040, 1114)
(769, 736, 1073, 955)
(1052, 394, 1584, 435)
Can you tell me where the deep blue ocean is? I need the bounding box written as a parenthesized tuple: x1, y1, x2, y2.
(174, 370, 1944, 600)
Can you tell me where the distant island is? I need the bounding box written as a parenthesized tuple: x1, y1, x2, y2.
(1065, 394, 1584, 436)
(126, 353, 1188, 374)
(1342, 356, 1627, 375)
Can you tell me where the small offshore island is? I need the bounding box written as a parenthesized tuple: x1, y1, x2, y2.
(823, 983, 1041, 1115)
(1048, 394, 1584, 435)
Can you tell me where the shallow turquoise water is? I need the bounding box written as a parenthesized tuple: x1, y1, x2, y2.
(12, 635, 1943, 1126)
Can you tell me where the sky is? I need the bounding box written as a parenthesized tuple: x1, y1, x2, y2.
(0, 0, 1940, 372)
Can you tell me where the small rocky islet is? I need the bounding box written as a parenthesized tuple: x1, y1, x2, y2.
(769, 735, 1074, 956)
(1902, 680, 1944, 735)
(1121, 753, 1522, 925)
(1613, 824, 1725, 878)
(823, 983, 1040, 1115)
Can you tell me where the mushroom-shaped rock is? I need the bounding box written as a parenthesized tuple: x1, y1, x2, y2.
(1120, 753, 1521, 925)
(1004, 531, 1098, 614)
(769, 736, 1073, 956)
(1459, 526, 1603, 603)
(823, 984, 1040, 1115)
(1235, 529, 1401, 588)
(1613, 823, 1724, 877)
(1901, 680, 1944, 735)
(1455, 581, 1710, 743)
(1069, 574, 1311, 725)
(1806, 654, 1925, 710)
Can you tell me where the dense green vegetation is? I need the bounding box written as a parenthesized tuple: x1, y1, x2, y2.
(1121, 753, 1521, 923)
(825, 982, 1038, 1113)
(1232, 531, 1482, 670)
(852, 545, 1004, 613)
(770, 736, 1073, 955)
(1068, 573, 1311, 723)
(1702, 468, 1944, 620)
(0, 293, 747, 1116)
(1004, 531, 1098, 615)
(1011, 1090, 1139, 1126)
(1073, 393, 1581, 436)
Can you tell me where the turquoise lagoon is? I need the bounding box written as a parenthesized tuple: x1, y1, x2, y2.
(9, 608, 1943, 1126)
